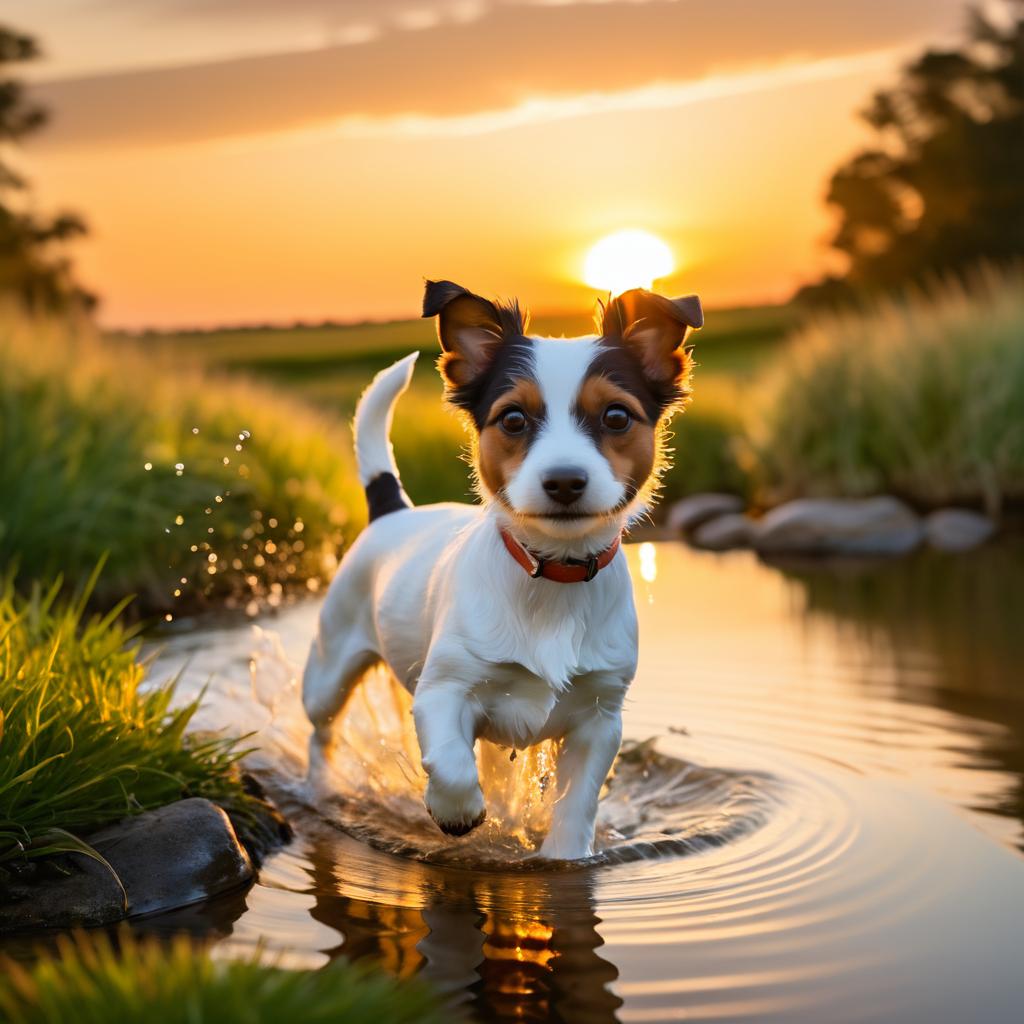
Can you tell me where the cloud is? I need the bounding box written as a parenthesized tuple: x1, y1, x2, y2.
(31, 0, 961, 148)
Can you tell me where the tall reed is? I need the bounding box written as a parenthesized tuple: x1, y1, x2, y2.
(754, 265, 1024, 512)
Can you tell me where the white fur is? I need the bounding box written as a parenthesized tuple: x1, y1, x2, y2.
(304, 346, 640, 859)
(353, 351, 418, 485)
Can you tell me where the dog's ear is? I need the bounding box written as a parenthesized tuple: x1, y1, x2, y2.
(600, 289, 703, 383)
(423, 280, 507, 388)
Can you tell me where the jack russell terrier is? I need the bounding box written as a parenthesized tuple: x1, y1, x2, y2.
(303, 280, 702, 860)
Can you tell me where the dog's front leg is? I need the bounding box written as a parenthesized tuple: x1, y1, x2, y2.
(413, 680, 486, 836)
(540, 705, 623, 861)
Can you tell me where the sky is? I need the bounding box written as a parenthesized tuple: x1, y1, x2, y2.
(13, 0, 970, 328)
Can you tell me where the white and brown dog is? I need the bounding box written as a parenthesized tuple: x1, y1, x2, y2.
(303, 281, 702, 859)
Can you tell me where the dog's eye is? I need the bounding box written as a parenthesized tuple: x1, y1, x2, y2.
(499, 408, 528, 435)
(602, 404, 632, 433)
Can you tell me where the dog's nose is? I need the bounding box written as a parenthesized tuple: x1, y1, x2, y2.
(542, 467, 588, 506)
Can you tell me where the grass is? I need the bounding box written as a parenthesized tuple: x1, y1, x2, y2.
(0, 572, 257, 866)
(0, 930, 453, 1024)
(0, 308, 365, 613)
(753, 265, 1024, 513)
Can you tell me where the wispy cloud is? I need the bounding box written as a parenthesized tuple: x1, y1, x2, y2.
(280, 49, 902, 143)
(31, 0, 961, 148)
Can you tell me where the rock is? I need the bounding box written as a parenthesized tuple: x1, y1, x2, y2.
(89, 798, 254, 917)
(925, 509, 996, 552)
(667, 493, 745, 534)
(691, 513, 754, 551)
(753, 496, 924, 557)
(0, 798, 254, 933)
(0, 852, 127, 933)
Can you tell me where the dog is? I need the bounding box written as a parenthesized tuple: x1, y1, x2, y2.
(302, 280, 702, 859)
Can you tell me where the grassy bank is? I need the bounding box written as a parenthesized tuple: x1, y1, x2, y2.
(754, 266, 1024, 512)
(0, 930, 452, 1024)
(0, 310, 364, 613)
(0, 575, 256, 866)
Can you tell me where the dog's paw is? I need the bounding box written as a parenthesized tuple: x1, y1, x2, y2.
(425, 779, 486, 838)
(436, 807, 487, 837)
(538, 827, 595, 861)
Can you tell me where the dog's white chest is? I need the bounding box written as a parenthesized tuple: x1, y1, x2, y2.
(473, 668, 559, 749)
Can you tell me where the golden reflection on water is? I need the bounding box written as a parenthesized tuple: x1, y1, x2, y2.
(286, 829, 622, 1023)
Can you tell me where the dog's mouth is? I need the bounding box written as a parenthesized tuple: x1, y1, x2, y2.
(496, 488, 639, 525)
(524, 511, 604, 521)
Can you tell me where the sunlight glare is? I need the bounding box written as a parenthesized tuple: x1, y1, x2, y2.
(584, 230, 675, 295)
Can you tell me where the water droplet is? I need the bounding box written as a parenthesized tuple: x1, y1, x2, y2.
(174, 515, 184, 526)
(268, 517, 278, 529)
(222, 457, 230, 466)
(215, 495, 223, 503)
(208, 553, 218, 563)
(190, 544, 198, 552)
(173, 588, 181, 597)
(235, 444, 243, 452)
(164, 613, 173, 622)
(175, 462, 184, 471)
(207, 527, 214, 534)
(180, 576, 188, 584)
(192, 427, 199, 435)
(144, 462, 153, 471)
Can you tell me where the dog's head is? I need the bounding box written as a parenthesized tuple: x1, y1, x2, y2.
(424, 279, 702, 553)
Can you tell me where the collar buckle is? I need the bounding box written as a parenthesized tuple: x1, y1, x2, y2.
(582, 555, 599, 582)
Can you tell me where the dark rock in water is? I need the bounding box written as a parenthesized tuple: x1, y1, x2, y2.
(667, 493, 745, 534)
(89, 798, 254, 918)
(0, 853, 127, 932)
(0, 799, 254, 933)
(754, 497, 923, 557)
(691, 513, 754, 551)
(925, 509, 996, 552)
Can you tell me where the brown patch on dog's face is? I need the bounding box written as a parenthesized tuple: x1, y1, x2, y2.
(476, 378, 545, 497)
(575, 375, 656, 499)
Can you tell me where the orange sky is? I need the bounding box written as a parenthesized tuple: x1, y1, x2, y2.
(16, 0, 967, 328)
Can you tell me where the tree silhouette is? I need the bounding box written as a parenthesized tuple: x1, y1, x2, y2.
(0, 25, 94, 312)
(798, 2, 1024, 304)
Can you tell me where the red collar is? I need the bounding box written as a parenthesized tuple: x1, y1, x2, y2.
(499, 527, 621, 583)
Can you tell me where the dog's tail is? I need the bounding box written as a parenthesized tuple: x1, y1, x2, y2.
(353, 351, 419, 522)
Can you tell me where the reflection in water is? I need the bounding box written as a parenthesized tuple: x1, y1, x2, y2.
(20, 538, 1023, 1023)
(776, 539, 1024, 850)
(298, 826, 622, 1023)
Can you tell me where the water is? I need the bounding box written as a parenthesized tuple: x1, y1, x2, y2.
(142, 540, 1024, 1022)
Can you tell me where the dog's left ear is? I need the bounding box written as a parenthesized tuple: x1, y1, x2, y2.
(601, 289, 703, 382)
(423, 280, 511, 389)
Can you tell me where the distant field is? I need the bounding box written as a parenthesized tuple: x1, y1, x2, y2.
(122, 303, 796, 412)
(114, 303, 797, 507)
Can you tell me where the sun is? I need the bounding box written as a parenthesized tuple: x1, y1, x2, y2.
(583, 229, 675, 296)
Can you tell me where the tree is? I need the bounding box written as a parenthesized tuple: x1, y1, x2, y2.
(798, 2, 1024, 304)
(0, 25, 94, 312)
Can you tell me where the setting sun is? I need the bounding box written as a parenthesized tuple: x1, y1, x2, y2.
(583, 230, 675, 296)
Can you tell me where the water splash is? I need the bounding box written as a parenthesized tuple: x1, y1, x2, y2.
(237, 628, 778, 869)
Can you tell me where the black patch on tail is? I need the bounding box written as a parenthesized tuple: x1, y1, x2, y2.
(365, 472, 409, 522)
